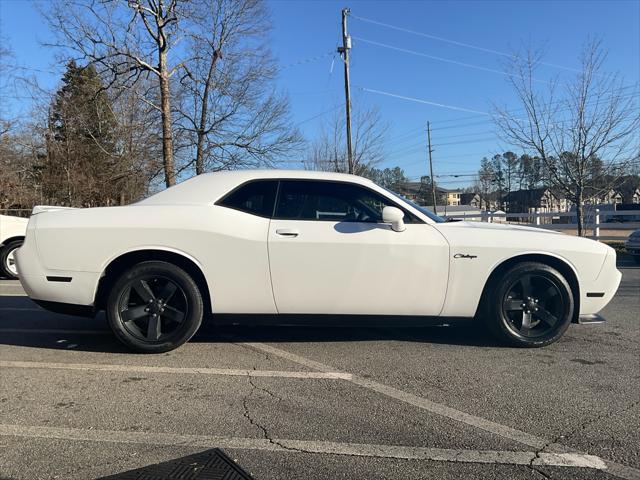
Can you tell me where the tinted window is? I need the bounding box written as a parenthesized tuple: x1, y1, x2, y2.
(275, 180, 411, 223)
(218, 180, 277, 217)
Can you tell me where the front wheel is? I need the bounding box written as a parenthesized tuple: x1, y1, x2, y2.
(106, 261, 204, 353)
(0, 239, 23, 280)
(484, 262, 574, 347)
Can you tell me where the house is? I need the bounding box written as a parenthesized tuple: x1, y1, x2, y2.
(460, 192, 482, 208)
(503, 188, 568, 213)
(441, 188, 462, 206)
(586, 188, 623, 205)
(619, 185, 640, 204)
(395, 182, 462, 206)
(395, 181, 431, 204)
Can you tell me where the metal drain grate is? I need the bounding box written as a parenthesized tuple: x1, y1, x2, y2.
(97, 448, 254, 480)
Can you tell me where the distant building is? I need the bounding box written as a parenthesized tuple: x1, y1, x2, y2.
(586, 188, 623, 205)
(503, 188, 568, 213)
(441, 188, 462, 206)
(395, 182, 462, 206)
(460, 193, 482, 208)
(618, 185, 640, 204)
(394, 181, 431, 204)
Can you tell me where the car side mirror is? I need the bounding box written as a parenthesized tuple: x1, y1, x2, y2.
(382, 206, 406, 232)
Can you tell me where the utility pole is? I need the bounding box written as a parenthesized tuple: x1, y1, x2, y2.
(427, 121, 437, 211)
(338, 8, 354, 174)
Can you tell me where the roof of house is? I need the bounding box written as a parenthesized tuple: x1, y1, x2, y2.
(503, 187, 554, 203)
(460, 192, 480, 204)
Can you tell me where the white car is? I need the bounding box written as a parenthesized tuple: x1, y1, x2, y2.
(0, 214, 28, 279)
(16, 170, 621, 352)
(625, 229, 640, 264)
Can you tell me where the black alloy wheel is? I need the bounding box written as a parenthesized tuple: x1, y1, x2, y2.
(485, 262, 574, 347)
(0, 239, 23, 280)
(107, 261, 203, 353)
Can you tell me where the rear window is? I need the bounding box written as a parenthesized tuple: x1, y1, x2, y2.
(218, 180, 278, 217)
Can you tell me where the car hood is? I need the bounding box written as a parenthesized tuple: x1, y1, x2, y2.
(436, 221, 562, 235)
(433, 220, 612, 259)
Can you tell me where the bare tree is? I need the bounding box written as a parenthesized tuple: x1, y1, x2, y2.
(175, 0, 301, 175)
(44, 0, 188, 187)
(305, 106, 387, 176)
(495, 40, 639, 235)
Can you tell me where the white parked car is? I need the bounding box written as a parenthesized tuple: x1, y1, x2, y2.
(625, 229, 640, 264)
(16, 170, 621, 352)
(0, 214, 28, 279)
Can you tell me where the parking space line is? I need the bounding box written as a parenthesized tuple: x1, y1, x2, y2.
(242, 342, 640, 480)
(241, 342, 548, 448)
(0, 423, 608, 470)
(0, 360, 351, 380)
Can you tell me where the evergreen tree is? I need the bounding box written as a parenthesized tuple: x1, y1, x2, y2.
(45, 61, 119, 206)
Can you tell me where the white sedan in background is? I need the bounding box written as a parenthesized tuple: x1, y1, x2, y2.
(16, 170, 621, 352)
(0, 214, 28, 279)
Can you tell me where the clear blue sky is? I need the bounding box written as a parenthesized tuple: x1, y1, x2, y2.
(1, 0, 639, 188)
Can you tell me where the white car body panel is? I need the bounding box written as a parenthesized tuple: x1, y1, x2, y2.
(15, 170, 621, 321)
(0, 214, 28, 246)
(434, 221, 615, 317)
(268, 220, 449, 315)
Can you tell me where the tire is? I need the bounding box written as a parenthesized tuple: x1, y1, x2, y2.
(0, 239, 23, 280)
(106, 261, 204, 353)
(483, 262, 574, 347)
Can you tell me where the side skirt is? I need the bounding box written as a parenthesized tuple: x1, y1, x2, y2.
(209, 314, 474, 328)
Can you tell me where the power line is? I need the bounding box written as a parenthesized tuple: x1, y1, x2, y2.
(350, 14, 590, 75)
(389, 130, 497, 150)
(354, 37, 553, 85)
(435, 136, 499, 147)
(369, 89, 635, 138)
(280, 51, 335, 70)
(295, 103, 344, 127)
(359, 86, 491, 115)
(432, 86, 639, 130)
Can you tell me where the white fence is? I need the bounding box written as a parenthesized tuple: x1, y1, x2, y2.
(445, 209, 640, 242)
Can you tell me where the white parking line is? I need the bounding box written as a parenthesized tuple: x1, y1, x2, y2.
(0, 423, 608, 470)
(0, 360, 352, 380)
(242, 342, 548, 448)
(242, 342, 640, 480)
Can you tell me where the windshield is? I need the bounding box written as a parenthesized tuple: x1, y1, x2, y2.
(382, 186, 445, 223)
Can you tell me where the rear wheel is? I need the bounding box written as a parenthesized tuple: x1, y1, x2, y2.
(0, 239, 23, 280)
(106, 261, 204, 353)
(484, 262, 574, 347)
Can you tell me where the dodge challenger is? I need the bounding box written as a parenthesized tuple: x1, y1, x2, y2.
(15, 170, 621, 352)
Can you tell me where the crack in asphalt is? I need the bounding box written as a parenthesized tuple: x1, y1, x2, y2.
(524, 399, 640, 480)
(241, 373, 309, 455)
(558, 399, 640, 447)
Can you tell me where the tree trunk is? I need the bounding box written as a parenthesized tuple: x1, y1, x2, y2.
(159, 50, 175, 187)
(195, 50, 220, 176)
(575, 187, 585, 237)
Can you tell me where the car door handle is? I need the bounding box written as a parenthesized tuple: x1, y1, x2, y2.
(275, 228, 299, 237)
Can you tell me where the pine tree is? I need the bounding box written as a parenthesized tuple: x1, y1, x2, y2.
(45, 61, 119, 206)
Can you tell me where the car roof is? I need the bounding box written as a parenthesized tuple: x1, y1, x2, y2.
(138, 169, 375, 206)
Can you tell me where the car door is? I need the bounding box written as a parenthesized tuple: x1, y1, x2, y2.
(267, 179, 449, 315)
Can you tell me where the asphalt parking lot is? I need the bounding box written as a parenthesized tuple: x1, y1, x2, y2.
(0, 263, 638, 480)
